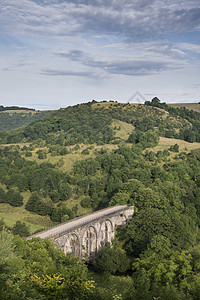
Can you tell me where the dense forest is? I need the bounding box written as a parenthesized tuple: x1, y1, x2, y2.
(1, 99, 200, 299)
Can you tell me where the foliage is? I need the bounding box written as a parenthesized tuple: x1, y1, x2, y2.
(0, 231, 95, 299)
(12, 221, 30, 237)
(93, 242, 130, 275)
(6, 189, 23, 207)
(1, 100, 200, 298)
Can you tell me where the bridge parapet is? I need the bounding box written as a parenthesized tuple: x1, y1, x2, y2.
(28, 205, 134, 259)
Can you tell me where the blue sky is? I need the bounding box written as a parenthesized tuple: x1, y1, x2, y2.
(0, 0, 200, 110)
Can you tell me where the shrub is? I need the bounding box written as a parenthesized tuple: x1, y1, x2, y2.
(81, 197, 92, 208)
(12, 221, 30, 237)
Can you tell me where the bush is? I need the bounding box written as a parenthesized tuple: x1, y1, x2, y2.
(25, 151, 32, 157)
(169, 143, 179, 152)
(93, 242, 130, 274)
(12, 221, 30, 237)
(80, 197, 92, 208)
(82, 149, 90, 155)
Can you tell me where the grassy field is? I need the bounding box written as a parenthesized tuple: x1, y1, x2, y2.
(111, 120, 134, 140)
(24, 143, 119, 172)
(150, 136, 200, 153)
(0, 204, 54, 233)
(168, 103, 200, 112)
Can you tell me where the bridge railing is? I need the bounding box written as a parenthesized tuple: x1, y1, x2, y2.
(27, 205, 133, 240)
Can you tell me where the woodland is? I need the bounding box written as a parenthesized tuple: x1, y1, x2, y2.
(1, 99, 200, 299)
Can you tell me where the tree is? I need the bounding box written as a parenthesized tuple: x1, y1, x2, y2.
(59, 183, 72, 201)
(0, 187, 6, 203)
(25, 192, 40, 212)
(125, 208, 173, 257)
(12, 221, 30, 237)
(51, 203, 74, 222)
(132, 187, 163, 210)
(80, 197, 93, 208)
(169, 143, 179, 152)
(93, 242, 130, 274)
(6, 189, 23, 207)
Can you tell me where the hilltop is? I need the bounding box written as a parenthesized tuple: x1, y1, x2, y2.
(0, 99, 199, 144)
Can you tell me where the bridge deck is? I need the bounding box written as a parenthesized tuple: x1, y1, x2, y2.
(29, 205, 129, 239)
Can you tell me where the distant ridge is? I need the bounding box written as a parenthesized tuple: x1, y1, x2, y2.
(0, 105, 35, 111)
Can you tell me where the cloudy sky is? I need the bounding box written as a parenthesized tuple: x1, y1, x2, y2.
(0, 0, 200, 109)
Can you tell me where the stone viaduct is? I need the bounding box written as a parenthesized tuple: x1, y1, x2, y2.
(29, 205, 134, 259)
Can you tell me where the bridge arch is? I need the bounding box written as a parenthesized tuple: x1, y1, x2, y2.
(99, 219, 114, 247)
(82, 226, 97, 258)
(64, 234, 80, 257)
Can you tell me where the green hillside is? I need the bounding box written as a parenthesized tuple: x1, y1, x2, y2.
(1, 99, 200, 231)
(0, 99, 197, 144)
(0, 109, 51, 131)
(1, 99, 200, 299)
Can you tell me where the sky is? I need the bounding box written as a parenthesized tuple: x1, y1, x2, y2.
(0, 0, 200, 110)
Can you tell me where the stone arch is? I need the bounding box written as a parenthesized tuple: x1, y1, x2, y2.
(82, 226, 97, 259)
(64, 234, 80, 257)
(99, 219, 114, 247)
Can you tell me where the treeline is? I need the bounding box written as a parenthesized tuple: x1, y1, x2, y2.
(0, 105, 35, 111)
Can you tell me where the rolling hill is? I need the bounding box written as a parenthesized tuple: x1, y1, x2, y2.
(0, 99, 200, 233)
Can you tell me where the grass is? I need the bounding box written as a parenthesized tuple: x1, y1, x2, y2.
(149, 137, 200, 153)
(0, 190, 55, 233)
(168, 103, 200, 112)
(111, 120, 134, 140)
(24, 143, 119, 172)
(0, 204, 54, 233)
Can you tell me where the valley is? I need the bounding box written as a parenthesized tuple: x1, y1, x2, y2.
(1, 99, 200, 299)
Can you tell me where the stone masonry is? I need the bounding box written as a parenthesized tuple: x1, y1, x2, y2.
(28, 205, 134, 259)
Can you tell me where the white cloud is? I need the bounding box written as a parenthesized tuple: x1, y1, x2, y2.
(0, 0, 199, 108)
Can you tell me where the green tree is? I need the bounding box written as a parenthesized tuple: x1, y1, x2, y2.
(0, 187, 6, 203)
(93, 242, 130, 274)
(59, 183, 72, 201)
(6, 189, 23, 207)
(12, 221, 30, 237)
(125, 208, 173, 257)
(25, 192, 40, 212)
